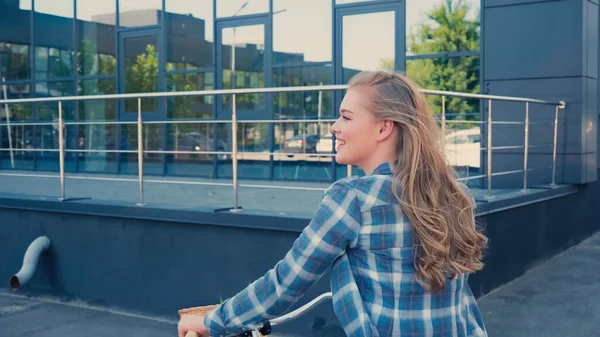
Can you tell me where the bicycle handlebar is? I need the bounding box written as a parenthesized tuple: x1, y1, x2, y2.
(232, 292, 333, 337)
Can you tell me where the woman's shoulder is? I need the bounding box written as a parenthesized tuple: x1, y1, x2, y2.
(326, 175, 396, 208)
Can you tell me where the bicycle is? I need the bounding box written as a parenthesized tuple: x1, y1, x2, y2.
(180, 292, 332, 337)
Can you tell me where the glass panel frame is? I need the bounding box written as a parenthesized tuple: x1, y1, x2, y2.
(215, 17, 272, 118)
(118, 29, 164, 121)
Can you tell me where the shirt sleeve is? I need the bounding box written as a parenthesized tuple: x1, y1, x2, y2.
(203, 180, 362, 337)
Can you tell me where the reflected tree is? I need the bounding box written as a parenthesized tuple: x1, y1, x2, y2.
(383, 0, 480, 122)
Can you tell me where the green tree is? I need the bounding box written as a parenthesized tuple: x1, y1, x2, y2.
(387, 0, 480, 124)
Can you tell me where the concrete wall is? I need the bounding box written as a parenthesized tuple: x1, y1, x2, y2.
(1, 173, 599, 336)
(482, 0, 598, 187)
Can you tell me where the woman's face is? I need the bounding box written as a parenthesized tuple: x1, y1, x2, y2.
(330, 86, 381, 169)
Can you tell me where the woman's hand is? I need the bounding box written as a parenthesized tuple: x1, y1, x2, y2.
(178, 314, 209, 337)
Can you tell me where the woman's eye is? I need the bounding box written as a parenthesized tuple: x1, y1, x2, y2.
(342, 115, 350, 121)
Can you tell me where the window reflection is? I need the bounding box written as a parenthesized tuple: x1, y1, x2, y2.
(34, 0, 74, 79)
(221, 25, 265, 110)
(0, 43, 30, 80)
(406, 56, 480, 114)
(342, 11, 395, 82)
(0, 0, 31, 81)
(273, 0, 331, 64)
(166, 0, 213, 70)
(77, 0, 117, 76)
(75, 124, 118, 173)
(119, 0, 162, 27)
(78, 78, 117, 120)
(216, 122, 270, 179)
(273, 121, 334, 182)
(167, 73, 214, 119)
(217, 0, 269, 18)
(165, 123, 216, 177)
(273, 66, 333, 119)
(0, 84, 34, 169)
(123, 34, 159, 113)
(35, 81, 75, 120)
(120, 124, 163, 174)
(406, 0, 480, 55)
(336, 0, 377, 4)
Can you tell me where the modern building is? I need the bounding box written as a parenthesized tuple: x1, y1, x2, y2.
(0, 0, 598, 188)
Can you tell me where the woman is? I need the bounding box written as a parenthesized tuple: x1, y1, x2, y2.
(178, 70, 489, 337)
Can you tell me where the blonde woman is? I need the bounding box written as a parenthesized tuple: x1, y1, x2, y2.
(179, 70, 489, 337)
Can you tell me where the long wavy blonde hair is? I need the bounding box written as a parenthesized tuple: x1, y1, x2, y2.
(349, 71, 488, 291)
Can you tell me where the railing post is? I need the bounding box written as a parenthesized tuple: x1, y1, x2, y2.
(58, 101, 66, 201)
(2, 79, 15, 168)
(136, 98, 145, 206)
(486, 99, 493, 199)
(441, 96, 446, 142)
(231, 94, 241, 212)
(522, 102, 529, 191)
(551, 105, 559, 186)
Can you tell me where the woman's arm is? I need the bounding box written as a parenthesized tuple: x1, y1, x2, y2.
(203, 180, 362, 337)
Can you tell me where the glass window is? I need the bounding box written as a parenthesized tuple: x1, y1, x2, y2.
(273, 0, 331, 64)
(342, 11, 395, 82)
(166, 0, 213, 70)
(273, 121, 333, 182)
(406, 56, 480, 115)
(167, 73, 214, 119)
(78, 78, 117, 120)
(77, 0, 117, 76)
(406, 0, 480, 55)
(336, 0, 377, 4)
(74, 123, 118, 173)
(34, 0, 74, 79)
(216, 122, 270, 179)
(273, 66, 333, 119)
(0, 0, 32, 80)
(35, 81, 75, 120)
(0, 43, 30, 81)
(217, 0, 269, 18)
(2, 83, 33, 121)
(119, 124, 163, 175)
(0, 83, 35, 169)
(123, 34, 159, 113)
(166, 122, 216, 177)
(119, 0, 162, 27)
(221, 25, 265, 110)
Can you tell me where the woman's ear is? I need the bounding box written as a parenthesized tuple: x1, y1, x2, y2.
(376, 120, 395, 141)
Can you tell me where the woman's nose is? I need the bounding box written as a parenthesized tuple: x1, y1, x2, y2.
(330, 121, 339, 134)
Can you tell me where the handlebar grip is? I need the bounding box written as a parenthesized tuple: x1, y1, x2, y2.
(234, 321, 272, 336)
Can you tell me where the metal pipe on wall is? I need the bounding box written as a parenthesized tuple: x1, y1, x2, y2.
(10, 236, 51, 290)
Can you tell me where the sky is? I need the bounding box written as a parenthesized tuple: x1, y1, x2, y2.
(21, 0, 479, 70)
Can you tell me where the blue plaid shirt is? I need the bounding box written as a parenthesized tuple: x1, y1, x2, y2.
(204, 162, 487, 337)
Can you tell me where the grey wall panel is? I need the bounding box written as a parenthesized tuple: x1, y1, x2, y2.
(585, 0, 599, 78)
(484, 0, 582, 80)
(484, 78, 583, 153)
(584, 77, 598, 154)
(485, 0, 565, 8)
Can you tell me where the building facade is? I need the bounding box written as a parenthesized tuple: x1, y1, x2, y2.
(0, 0, 597, 187)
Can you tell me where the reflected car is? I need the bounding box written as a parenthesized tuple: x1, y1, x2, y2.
(282, 134, 320, 157)
(444, 127, 481, 168)
(316, 134, 334, 153)
(172, 132, 228, 160)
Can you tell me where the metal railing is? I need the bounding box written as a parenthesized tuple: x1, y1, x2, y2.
(0, 84, 566, 209)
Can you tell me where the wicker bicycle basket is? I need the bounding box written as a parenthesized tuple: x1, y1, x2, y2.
(178, 304, 219, 317)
